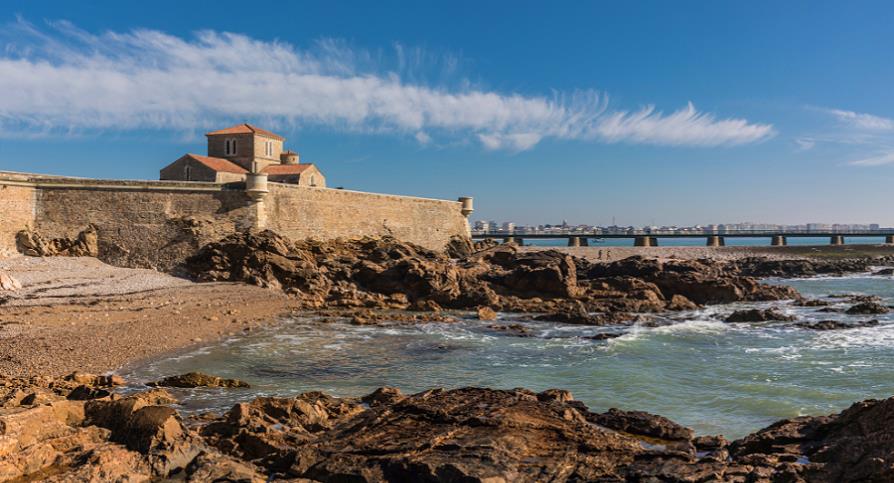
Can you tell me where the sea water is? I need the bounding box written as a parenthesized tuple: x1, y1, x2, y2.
(120, 273, 894, 439)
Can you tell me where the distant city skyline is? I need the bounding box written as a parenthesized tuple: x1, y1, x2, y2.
(1, 2, 894, 224)
(472, 220, 887, 233)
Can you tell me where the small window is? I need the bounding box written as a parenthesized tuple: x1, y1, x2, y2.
(310, 174, 316, 186)
(225, 138, 237, 156)
(185, 165, 191, 181)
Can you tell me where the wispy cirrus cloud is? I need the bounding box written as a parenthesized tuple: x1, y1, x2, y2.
(0, 19, 775, 151)
(849, 152, 894, 166)
(824, 108, 894, 131)
(794, 137, 816, 151)
(809, 107, 894, 166)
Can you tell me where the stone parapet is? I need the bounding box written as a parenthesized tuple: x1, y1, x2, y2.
(0, 172, 470, 267)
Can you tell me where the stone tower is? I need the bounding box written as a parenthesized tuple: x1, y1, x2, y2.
(206, 123, 285, 173)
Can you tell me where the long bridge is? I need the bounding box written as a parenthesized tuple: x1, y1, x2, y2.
(472, 229, 894, 247)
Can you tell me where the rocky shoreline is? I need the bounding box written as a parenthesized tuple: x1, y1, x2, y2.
(181, 231, 808, 323)
(1, 372, 892, 482)
(3, 230, 894, 481)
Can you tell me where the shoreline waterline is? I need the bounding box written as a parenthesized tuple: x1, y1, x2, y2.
(119, 272, 894, 439)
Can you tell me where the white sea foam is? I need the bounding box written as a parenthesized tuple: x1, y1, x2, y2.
(809, 324, 894, 349)
(649, 319, 731, 335)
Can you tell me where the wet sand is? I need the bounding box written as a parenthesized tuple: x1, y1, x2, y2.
(0, 256, 299, 377)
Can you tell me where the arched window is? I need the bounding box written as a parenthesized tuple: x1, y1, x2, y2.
(185, 165, 191, 181)
(310, 175, 316, 187)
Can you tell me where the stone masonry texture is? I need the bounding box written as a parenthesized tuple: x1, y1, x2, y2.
(0, 181, 35, 256)
(0, 172, 469, 271)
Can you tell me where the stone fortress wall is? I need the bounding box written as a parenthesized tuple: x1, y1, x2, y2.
(0, 173, 36, 256)
(0, 171, 471, 270)
(263, 183, 470, 247)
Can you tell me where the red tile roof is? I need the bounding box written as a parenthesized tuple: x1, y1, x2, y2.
(262, 164, 315, 175)
(205, 123, 285, 141)
(184, 154, 247, 174)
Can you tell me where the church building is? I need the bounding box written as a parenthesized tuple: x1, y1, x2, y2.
(160, 124, 326, 187)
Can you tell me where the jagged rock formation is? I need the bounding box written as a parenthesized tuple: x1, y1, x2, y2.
(2, 375, 892, 482)
(181, 231, 799, 322)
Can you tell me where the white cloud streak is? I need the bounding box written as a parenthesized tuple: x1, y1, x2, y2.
(811, 107, 894, 166)
(0, 20, 775, 150)
(849, 152, 894, 166)
(795, 137, 816, 151)
(826, 108, 894, 131)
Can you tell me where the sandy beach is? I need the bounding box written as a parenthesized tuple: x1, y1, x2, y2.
(0, 256, 298, 377)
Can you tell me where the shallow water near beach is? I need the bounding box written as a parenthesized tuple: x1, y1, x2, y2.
(121, 274, 894, 439)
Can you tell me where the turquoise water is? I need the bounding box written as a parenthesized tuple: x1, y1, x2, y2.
(513, 237, 887, 247)
(120, 273, 894, 439)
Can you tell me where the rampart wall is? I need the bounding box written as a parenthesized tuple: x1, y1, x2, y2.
(0, 172, 470, 270)
(0, 174, 35, 256)
(264, 184, 468, 249)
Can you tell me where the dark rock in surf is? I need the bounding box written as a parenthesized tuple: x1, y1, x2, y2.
(795, 319, 879, 331)
(582, 332, 622, 341)
(796, 298, 830, 307)
(487, 323, 532, 336)
(725, 308, 796, 323)
(845, 302, 890, 315)
(817, 307, 844, 313)
(147, 372, 250, 389)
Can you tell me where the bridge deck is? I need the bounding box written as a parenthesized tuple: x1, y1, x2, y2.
(473, 231, 894, 239)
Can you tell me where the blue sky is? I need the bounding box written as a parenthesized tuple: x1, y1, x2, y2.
(2, 1, 893, 226)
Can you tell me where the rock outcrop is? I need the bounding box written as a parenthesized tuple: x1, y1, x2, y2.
(2, 373, 893, 482)
(182, 231, 799, 323)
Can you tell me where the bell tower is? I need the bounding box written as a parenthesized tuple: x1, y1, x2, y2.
(205, 123, 285, 172)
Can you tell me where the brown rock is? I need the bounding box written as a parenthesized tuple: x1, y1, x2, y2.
(147, 372, 250, 389)
(477, 306, 498, 321)
(182, 232, 808, 325)
(589, 407, 695, 442)
(667, 294, 698, 311)
(361, 387, 405, 407)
